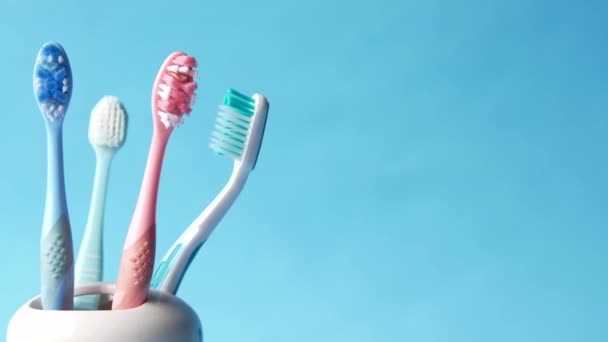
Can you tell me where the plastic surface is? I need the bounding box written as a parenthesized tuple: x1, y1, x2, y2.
(7, 283, 203, 342)
(154, 164, 250, 294)
(114, 228, 156, 309)
(74, 148, 112, 309)
(40, 210, 74, 310)
(34, 42, 75, 310)
(152, 91, 269, 294)
(75, 96, 128, 309)
(112, 133, 167, 309)
(114, 52, 197, 309)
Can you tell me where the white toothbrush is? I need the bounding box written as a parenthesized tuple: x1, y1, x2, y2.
(151, 88, 269, 294)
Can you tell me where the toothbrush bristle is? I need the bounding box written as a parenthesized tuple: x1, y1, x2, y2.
(33, 42, 72, 120)
(88, 96, 128, 149)
(209, 88, 255, 160)
(153, 53, 198, 129)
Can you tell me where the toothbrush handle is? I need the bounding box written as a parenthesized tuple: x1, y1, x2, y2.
(112, 228, 156, 310)
(153, 167, 249, 294)
(151, 233, 203, 294)
(74, 150, 112, 309)
(113, 133, 167, 310)
(40, 214, 74, 310)
(41, 126, 74, 310)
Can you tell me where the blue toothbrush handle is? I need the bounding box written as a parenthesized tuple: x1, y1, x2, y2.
(40, 214, 74, 310)
(41, 126, 74, 310)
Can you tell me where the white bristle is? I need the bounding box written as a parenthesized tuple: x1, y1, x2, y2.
(209, 105, 252, 159)
(88, 96, 128, 149)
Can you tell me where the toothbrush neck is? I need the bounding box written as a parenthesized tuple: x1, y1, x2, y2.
(45, 125, 67, 213)
(194, 163, 250, 238)
(228, 163, 250, 191)
(222, 165, 249, 205)
(131, 131, 170, 227)
(84, 148, 113, 230)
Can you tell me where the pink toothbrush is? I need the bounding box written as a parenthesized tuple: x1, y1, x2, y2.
(112, 52, 198, 310)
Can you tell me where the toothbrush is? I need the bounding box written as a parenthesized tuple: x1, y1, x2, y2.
(151, 88, 269, 295)
(112, 52, 198, 310)
(74, 96, 127, 310)
(33, 42, 75, 310)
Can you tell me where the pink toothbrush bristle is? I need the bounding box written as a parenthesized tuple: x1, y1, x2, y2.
(156, 54, 198, 117)
(173, 55, 196, 67)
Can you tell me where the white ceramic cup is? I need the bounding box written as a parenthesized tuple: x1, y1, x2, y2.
(7, 283, 203, 342)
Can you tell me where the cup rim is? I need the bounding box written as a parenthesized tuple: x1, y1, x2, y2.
(24, 282, 186, 313)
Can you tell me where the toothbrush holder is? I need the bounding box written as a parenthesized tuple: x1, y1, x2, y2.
(6, 282, 203, 342)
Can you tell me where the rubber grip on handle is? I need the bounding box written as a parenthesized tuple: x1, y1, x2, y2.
(112, 226, 155, 310)
(40, 214, 74, 310)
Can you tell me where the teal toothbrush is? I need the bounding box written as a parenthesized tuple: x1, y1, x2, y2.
(74, 96, 127, 309)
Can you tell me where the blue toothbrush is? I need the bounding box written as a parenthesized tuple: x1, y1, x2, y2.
(33, 42, 75, 310)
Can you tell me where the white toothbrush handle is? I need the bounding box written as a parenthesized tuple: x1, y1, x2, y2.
(152, 165, 250, 294)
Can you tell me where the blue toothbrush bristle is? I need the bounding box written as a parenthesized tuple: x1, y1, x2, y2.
(209, 88, 255, 159)
(33, 42, 72, 120)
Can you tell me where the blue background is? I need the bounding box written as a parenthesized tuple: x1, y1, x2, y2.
(1, 0, 607, 341)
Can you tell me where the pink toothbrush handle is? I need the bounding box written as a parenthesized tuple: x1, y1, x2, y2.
(112, 227, 156, 310)
(113, 133, 168, 310)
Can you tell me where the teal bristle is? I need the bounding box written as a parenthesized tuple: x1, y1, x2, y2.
(210, 88, 256, 159)
(224, 90, 255, 117)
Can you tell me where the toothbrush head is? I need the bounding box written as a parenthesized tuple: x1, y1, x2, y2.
(88, 96, 128, 150)
(210, 88, 269, 170)
(151, 52, 198, 130)
(33, 42, 73, 121)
